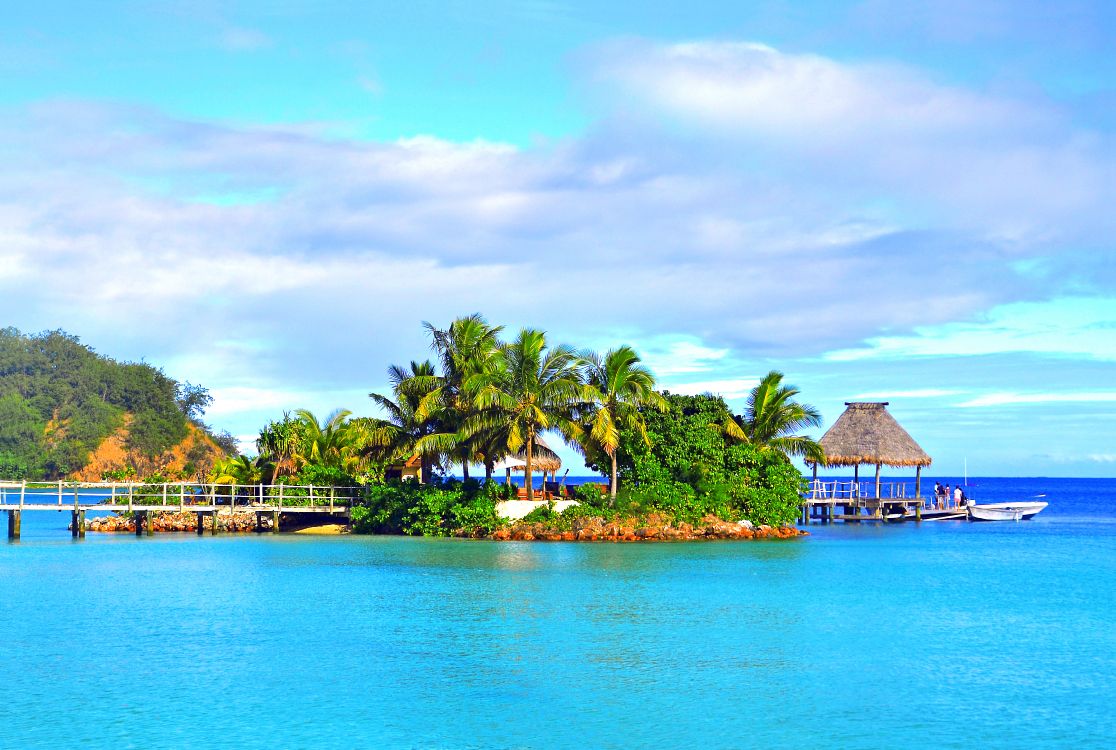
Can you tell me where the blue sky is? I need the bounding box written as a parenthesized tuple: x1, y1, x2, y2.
(2, 1, 1114, 477)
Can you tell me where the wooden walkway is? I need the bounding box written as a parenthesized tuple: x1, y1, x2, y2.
(1, 481, 359, 539)
(800, 480, 928, 524)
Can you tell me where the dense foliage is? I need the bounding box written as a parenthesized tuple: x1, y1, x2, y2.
(586, 392, 806, 526)
(0, 328, 227, 479)
(237, 314, 818, 533)
(350, 479, 511, 536)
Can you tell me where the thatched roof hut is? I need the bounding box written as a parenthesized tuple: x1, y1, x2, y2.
(522, 435, 562, 473)
(492, 435, 562, 475)
(816, 402, 931, 498)
(819, 402, 931, 468)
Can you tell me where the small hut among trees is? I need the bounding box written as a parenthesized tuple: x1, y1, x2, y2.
(815, 402, 932, 498)
(493, 435, 563, 489)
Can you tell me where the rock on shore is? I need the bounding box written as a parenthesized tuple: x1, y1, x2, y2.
(86, 511, 263, 533)
(460, 513, 806, 541)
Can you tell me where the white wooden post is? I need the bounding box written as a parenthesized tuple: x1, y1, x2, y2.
(20, 480, 25, 509)
(58, 480, 63, 506)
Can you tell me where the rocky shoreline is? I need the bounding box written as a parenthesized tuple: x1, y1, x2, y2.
(460, 513, 807, 541)
(87, 511, 264, 533)
(85, 510, 804, 541)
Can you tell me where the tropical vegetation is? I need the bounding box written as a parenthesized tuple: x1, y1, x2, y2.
(246, 316, 819, 533)
(719, 371, 825, 463)
(0, 327, 234, 480)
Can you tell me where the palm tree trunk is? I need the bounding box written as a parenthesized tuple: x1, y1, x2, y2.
(484, 460, 494, 482)
(462, 461, 470, 481)
(525, 433, 534, 502)
(610, 451, 618, 502)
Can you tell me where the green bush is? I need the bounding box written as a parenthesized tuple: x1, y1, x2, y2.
(584, 392, 806, 526)
(351, 479, 504, 537)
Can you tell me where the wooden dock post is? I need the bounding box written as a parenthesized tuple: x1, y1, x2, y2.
(71, 511, 80, 538)
(7, 510, 20, 540)
(212, 511, 220, 534)
(271, 510, 280, 533)
(135, 510, 145, 537)
(196, 512, 205, 535)
(915, 503, 922, 522)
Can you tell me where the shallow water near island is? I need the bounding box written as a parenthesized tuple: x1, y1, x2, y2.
(2, 477, 1115, 749)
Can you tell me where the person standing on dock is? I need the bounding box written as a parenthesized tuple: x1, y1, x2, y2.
(934, 482, 944, 507)
(954, 485, 963, 507)
(943, 484, 951, 509)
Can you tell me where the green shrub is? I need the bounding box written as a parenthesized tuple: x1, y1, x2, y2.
(584, 392, 805, 526)
(351, 479, 504, 536)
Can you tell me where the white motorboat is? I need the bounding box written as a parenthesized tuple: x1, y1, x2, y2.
(968, 504, 1023, 521)
(970, 501, 1048, 520)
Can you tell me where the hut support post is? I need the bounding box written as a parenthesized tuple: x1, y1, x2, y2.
(915, 466, 922, 499)
(874, 464, 882, 517)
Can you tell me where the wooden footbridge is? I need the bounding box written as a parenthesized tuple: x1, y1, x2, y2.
(801, 480, 926, 523)
(1, 481, 361, 539)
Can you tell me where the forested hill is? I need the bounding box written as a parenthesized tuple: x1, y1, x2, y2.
(0, 328, 234, 480)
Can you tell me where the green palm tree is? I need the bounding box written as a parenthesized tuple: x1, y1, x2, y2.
(209, 454, 270, 485)
(293, 408, 355, 469)
(581, 346, 667, 500)
(462, 329, 592, 501)
(721, 370, 824, 463)
(415, 314, 504, 480)
(256, 412, 303, 479)
(365, 361, 442, 482)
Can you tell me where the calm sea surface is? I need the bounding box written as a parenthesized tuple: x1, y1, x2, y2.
(2, 477, 1114, 749)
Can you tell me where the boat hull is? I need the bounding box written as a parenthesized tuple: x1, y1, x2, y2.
(968, 505, 1023, 521)
(973, 501, 1048, 520)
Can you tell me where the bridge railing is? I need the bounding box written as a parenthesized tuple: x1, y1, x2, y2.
(0, 481, 364, 510)
(805, 480, 920, 501)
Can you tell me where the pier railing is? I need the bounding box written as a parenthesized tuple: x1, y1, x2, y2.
(0, 481, 363, 511)
(805, 480, 920, 501)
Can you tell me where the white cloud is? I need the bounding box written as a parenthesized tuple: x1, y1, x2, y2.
(218, 27, 272, 52)
(2, 36, 1114, 451)
(588, 40, 1113, 246)
(826, 297, 1116, 362)
(958, 392, 1116, 408)
(667, 378, 759, 400)
(852, 389, 962, 399)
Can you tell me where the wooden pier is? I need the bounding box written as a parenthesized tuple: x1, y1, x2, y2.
(1, 481, 360, 540)
(800, 480, 927, 524)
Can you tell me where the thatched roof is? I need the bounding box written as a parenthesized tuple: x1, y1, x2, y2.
(502, 435, 562, 473)
(818, 402, 932, 468)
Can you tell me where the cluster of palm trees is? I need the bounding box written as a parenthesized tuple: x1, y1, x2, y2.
(362, 315, 665, 501)
(210, 408, 368, 485)
(209, 315, 826, 502)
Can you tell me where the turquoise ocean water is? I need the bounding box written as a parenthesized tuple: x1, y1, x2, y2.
(2, 477, 1114, 749)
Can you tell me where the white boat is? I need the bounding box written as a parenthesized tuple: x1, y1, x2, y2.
(967, 505, 1023, 521)
(971, 501, 1048, 520)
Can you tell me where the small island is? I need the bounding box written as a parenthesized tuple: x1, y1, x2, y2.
(2, 317, 820, 541)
